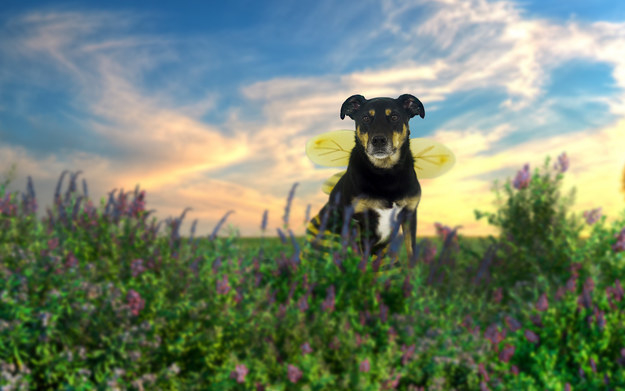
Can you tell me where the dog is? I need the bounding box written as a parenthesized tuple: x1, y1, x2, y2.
(306, 94, 424, 262)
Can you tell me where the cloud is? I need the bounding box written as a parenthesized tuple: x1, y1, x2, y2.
(1, 1, 625, 239)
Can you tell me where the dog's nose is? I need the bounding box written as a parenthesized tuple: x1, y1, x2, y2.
(371, 135, 387, 147)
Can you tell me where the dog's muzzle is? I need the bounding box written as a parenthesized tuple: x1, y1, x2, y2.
(368, 135, 393, 158)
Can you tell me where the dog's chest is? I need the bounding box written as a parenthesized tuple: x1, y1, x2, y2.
(373, 203, 402, 244)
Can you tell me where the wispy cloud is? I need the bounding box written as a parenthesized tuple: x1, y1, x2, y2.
(1, 1, 624, 237)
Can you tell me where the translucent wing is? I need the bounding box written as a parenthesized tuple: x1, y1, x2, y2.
(410, 138, 455, 178)
(305, 130, 354, 167)
(322, 170, 346, 195)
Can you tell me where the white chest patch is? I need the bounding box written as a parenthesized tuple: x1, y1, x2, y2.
(373, 203, 402, 244)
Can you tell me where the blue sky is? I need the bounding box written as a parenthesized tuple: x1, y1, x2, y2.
(1, 0, 625, 236)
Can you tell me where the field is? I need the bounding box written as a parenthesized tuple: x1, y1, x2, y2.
(1, 157, 625, 390)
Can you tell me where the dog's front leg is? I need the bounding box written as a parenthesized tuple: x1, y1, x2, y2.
(401, 208, 417, 264)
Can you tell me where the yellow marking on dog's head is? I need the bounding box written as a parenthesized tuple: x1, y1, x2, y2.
(369, 109, 375, 117)
(385, 108, 392, 116)
(356, 125, 368, 148)
(392, 123, 408, 149)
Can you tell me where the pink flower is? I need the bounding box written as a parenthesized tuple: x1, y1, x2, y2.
(583, 208, 602, 225)
(499, 344, 515, 363)
(131, 259, 146, 278)
(127, 289, 145, 316)
(287, 364, 302, 383)
(321, 285, 335, 313)
(359, 358, 370, 373)
(513, 164, 530, 189)
(230, 364, 248, 384)
(301, 342, 312, 355)
(217, 275, 230, 295)
(554, 152, 569, 173)
(524, 329, 539, 344)
(535, 293, 548, 311)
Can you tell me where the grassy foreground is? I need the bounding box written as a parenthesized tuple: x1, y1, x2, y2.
(1, 155, 625, 390)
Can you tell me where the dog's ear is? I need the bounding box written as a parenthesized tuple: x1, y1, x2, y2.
(397, 94, 425, 119)
(340, 95, 366, 120)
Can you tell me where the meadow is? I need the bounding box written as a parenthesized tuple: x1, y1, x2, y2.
(1, 154, 624, 390)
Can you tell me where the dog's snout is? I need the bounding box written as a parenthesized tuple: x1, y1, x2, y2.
(371, 135, 387, 147)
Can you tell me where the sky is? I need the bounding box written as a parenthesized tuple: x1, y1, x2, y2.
(1, 0, 625, 238)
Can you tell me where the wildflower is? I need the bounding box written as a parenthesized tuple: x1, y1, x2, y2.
(301, 342, 312, 355)
(499, 344, 515, 363)
(554, 152, 569, 173)
(513, 164, 530, 190)
(524, 329, 539, 344)
(492, 287, 503, 303)
(297, 295, 309, 312)
(127, 290, 145, 316)
(321, 285, 335, 313)
(287, 364, 302, 383)
(484, 323, 505, 346)
(583, 208, 602, 225)
(210, 210, 235, 240)
(282, 182, 298, 228)
(65, 252, 78, 269)
(303, 204, 311, 226)
(590, 357, 597, 373)
(230, 364, 248, 384)
(478, 363, 489, 382)
(510, 365, 519, 375)
(613, 227, 625, 252)
(48, 238, 59, 251)
(536, 293, 548, 311)
(401, 344, 416, 366)
(359, 359, 370, 373)
(216, 275, 230, 295)
(382, 373, 401, 390)
(131, 259, 146, 278)
(380, 303, 389, 323)
(328, 336, 341, 350)
(260, 210, 268, 232)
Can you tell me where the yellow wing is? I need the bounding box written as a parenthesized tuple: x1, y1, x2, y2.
(410, 138, 455, 179)
(307, 130, 456, 194)
(305, 130, 353, 167)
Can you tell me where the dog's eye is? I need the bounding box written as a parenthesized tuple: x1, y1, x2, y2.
(390, 114, 399, 122)
(362, 115, 371, 123)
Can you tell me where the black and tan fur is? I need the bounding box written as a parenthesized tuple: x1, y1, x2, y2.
(307, 94, 425, 261)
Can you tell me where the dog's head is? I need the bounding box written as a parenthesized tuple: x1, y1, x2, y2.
(340, 94, 424, 169)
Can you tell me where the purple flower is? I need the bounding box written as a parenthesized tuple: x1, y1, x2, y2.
(379, 303, 389, 323)
(321, 285, 335, 313)
(499, 344, 515, 363)
(359, 358, 370, 372)
(513, 164, 530, 190)
(536, 293, 548, 311)
(554, 152, 569, 173)
(260, 210, 268, 232)
(301, 342, 312, 355)
(613, 227, 625, 253)
(282, 183, 298, 229)
(590, 357, 597, 373)
(478, 363, 489, 382)
(524, 329, 539, 344)
(65, 252, 78, 269)
(127, 289, 145, 316)
(583, 208, 603, 225)
(217, 275, 231, 295)
(492, 287, 503, 303)
(401, 344, 416, 366)
(131, 259, 146, 278)
(230, 364, 248, 384)
(287, 364, 302, 383)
